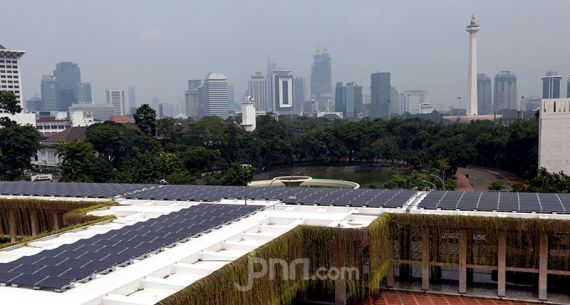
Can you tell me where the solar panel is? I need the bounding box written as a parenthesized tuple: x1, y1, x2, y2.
(0, 182, 154, 198)
(0, 203, 261, 291)
(419, 191, 570, 215)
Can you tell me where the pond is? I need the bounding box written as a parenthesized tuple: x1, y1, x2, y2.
(254, 165, 410, 189)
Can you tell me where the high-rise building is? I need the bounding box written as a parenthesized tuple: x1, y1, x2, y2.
(128, 86, 137, 115)
(477, 74, 492, 115)
(228, 84, 236, 111)
(40, 75, 58, 112)
(293, 77, 306, 115)
(390, 87, 400, 116)
(401, 90, 427, 115)
(539, 98, 570, 175)
(25, 97, 42, 113)
(248, 72, 268, 112)
(370, 72, 391, 118)
(542, 71, 562, 99)
(273, 71, 294, 114)
(311, 50, 332, 111)
(335, 82, 362, 118)
(202, 73, 229, 118)
(466, 16, 480, 116)
(105, 89, 126, 116)
(567, 75, 570, 98)
(0, 45, 25, 107)
(566, 74, 570, 97)
(525, 97, 541, 112)
(77, 83, 92, 104)
(266, 59, 278, 113)
(184, 79, 202, 118)
(54, 62, 81, 111)
(494, 71, 517, 112)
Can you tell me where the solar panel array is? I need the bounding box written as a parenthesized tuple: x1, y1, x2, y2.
(419, 191, 570, 214)
(0, 182, 153, 198)
(125, 185, 417, 208)
(0, 182, 417, 208)
(0, 204, 259, 291)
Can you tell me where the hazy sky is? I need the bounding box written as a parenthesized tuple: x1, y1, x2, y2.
(3, 0, 570, 111)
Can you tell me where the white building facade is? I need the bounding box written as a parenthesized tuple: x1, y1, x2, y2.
(248, 72, 268, 112)
(539, 98, 570, 175)
(273, 71, 294, 114)
(203, 73, 229, 118)
(241, 96, 256, 131)
(0, 45, 25, 108)
(401, 90, 427, 115)
(105, 89, 126, 116)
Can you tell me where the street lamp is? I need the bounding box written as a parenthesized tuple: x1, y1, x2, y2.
(422, 180, 437, 191)
(428, 173, 446, 191)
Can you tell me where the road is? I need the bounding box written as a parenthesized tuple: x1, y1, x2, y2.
(456, 166, 524, 192)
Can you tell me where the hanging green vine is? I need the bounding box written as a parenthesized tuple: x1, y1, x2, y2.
(0, 198, 114, 247)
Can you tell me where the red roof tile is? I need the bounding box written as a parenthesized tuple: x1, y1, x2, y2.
(44, 127, 87, 142)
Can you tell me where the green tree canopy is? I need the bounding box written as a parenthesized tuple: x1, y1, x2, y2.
(0, 124, 41, 180)
(57, 141, 111, 182)
(134, 104, 157, 136)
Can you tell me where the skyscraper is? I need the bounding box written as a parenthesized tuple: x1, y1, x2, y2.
(273, 71, 294, 114)
(202, 73, 229, 118)
(494, 71, 517, 112)
(248, 72, 268, 112)
(293, 77, 306, 115)
(228, 84, 236, 111)
(311, 50, 332, 111)
(477, 73, 492, 115)
(568, 75, 570, 98)
(0, 45, 25, 108)
(542, 71, 562, 99)
(184, 79, 202, 118)
(335, 82, 362, 118)
(54, 62, 81, 111)
(128, 86, 137, 115)
(77, 83, 92, 104)
(390, 87, 400, 116)
(105, 89, 126, 116)
(466, 15, 480, 116)
(40, 75, 58, 112)
(266, 59, 278, 113)
(370, 72, 391, 118)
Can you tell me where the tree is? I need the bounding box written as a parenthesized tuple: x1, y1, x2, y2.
(86, 122, 160, 168)
(222, 164, 256, 186)
(114, 151, 183, 184)
(488, 180, 506, 192)
(57, 141, 111, 182)
(0, 124, 42, 180)
(134, 104, 157, 136)
(0, 92, 23, 127)
(0, 92, 22, 115)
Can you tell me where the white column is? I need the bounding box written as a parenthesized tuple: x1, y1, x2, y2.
(467, 16, 479, 116)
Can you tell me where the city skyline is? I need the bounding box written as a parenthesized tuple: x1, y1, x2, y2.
(2, 0, 570, 112)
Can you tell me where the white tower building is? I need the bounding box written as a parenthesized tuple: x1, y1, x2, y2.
(105, 89, 126, 116)
(0, 45, 25, 108)
(241, 96, 256, 132)
(539, 98, 570, 175)
(466, 15, 480, 116)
